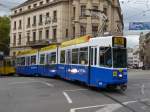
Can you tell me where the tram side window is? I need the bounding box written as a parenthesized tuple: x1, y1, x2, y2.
(26, 57, 30, 65)
(48, 52, 56, 64)
(40, 54, 45, 64)
(79, 47, 88, 65)
(72, 49, 79, 64)
(99, 47, 112, 67)
(31, 55, 36, 65)
(16, 58, 20, 66)
(20, 57, 25, 66)
(60, 50, 65, 64)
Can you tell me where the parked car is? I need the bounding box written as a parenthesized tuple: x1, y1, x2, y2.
(142, 65, 150, 70)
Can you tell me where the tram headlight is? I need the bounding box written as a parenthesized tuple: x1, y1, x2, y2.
(118, 74, 123, 78)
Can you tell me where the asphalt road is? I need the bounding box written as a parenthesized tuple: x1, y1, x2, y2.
(0, 70, 150, 112)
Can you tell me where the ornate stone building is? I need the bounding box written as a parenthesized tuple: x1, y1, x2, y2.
(139, 32, 150, 67)
(10, 0, 123, 57)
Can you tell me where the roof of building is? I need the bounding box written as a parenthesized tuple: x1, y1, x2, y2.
(11, 0, 40, 10)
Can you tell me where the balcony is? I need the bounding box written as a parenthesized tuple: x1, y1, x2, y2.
(18, 26, 22, 30)
(26, 39, 58, 48)
(26, 24, 31, 28)
(32, 23, 36, 27)
(52, 18, 57, 23)
(38, 22, 43, 26)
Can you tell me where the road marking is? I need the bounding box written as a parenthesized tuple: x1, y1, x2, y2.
(63, 92, 72, 104)
(70, 100, 137, 112)
(64, 89, 88, 92)
(70, 104, 105, 112)
(40, 82, 54, 87)
(8, 81, 40, 85)
(8, 81, 54, 87)
(141, 84, 145, 95)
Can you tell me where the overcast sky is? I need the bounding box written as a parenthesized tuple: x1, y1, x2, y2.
(1, 0, 150, 47)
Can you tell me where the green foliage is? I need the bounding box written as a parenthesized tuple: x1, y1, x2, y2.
(0, 16, 10, 55)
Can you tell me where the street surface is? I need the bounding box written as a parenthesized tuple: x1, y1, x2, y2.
(0, 70, 150, 112)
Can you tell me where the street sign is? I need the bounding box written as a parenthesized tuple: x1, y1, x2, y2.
(129, 22, 150, 30)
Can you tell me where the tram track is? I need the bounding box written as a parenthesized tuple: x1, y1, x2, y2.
(101, 91, 137, 112)
(100, 90, 150, 112)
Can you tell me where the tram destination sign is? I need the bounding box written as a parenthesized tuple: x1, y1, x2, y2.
(112, 37, 126, 48)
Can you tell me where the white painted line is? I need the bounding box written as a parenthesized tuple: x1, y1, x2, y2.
(70, 104, 105, 112)
(63, 92, 73, 104)
(8, 81, 54, 87)
(8, 81, 40, 85)
(123, 100, 137, 105)
(96, 104, 121, 112)
(141, 84, 145, 95)
(70, 100, 138, 112)
(141, 98, 150, 102)
(41, 82, 54, 87)
(64, 89, 88, 92)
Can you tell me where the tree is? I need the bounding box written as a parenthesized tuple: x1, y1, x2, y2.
(0, 16, 10, 55)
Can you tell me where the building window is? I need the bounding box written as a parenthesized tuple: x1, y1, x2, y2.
(73, 26, 75, 38)
(28, 5, 31, 9)
(33, 31, 36, 41)
(18, 34, 21, 45)
(13, 21, 16, 30)
(13, 34, 16, 46)
(33, 3, 37, 8)
(80, 25, 86, 36)
(18, 20, 22, 29)
(92, 25, 98, 37)
(103, 7, 107, 16)
(53, 10, 57, 22)
(39, 14, 43, 25)
(46, 0, 49, 3)
(40, 1, 43, 5)
(39, 30, 42, 40)
(53, 28, 57, 41)
(66, 29, 68, 38)
(14, 10, 17, 14)
(93, 6, 98, 10)
(45, 29, 49, 39)
(27, 32, 30, 42)
(81, 5, 86, 17)
(27, 17, 30, 28)
(33, 16, 36, 26)
(19, 8, 22, 12)
(73, 7, 76, 18)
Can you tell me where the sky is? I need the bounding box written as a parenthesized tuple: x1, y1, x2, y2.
(1, 0, 150, 47)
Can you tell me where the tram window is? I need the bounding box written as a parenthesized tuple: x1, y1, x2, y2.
(79, 47, 88, 65)
(113, 48, 127, 68)
(26, 57, 30, 65)
(40, 54, 45, 64)
(20, 57, 25, 66)
(60, 50, 65, 64)
(50, 52, 56, 64)
(99, 47, 112, 67)
(72, 49, 79, 64)
(16, 58, 20, 66)
(31, 55, 36, 65)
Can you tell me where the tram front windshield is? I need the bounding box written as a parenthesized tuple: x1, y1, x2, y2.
(113, 48, 127, 68)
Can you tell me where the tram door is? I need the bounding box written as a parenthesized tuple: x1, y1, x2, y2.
(66, 49, 72, 79)
(89, 47, 97, 85)
(90, 47, 97, 66)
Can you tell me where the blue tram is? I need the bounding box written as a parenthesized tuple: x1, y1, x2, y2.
(16, 35, 128, 90)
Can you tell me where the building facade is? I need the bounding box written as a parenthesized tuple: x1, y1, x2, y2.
(139, 32, 150, 67)
(10, 0, 123, 57)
